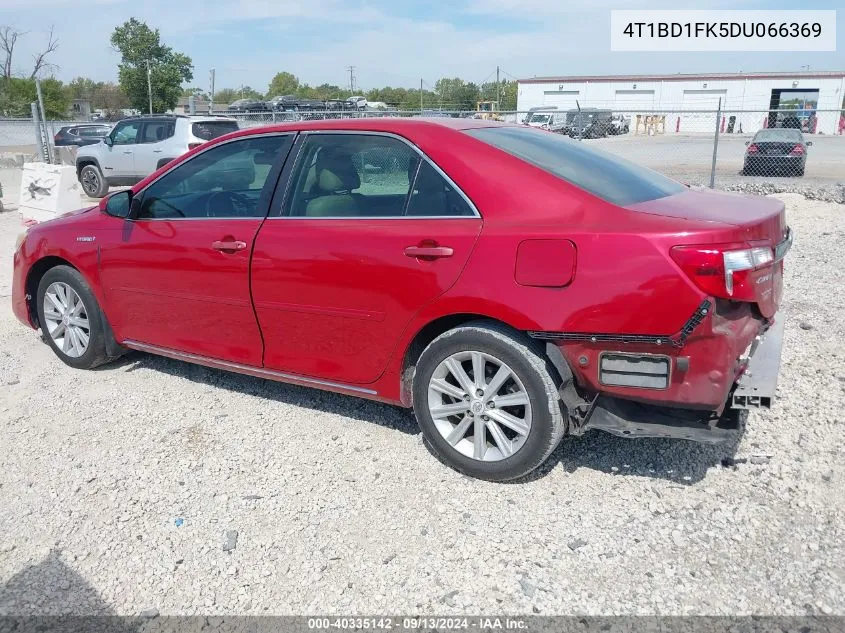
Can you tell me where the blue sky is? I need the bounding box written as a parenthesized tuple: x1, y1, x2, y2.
(1, 0, 842, 93)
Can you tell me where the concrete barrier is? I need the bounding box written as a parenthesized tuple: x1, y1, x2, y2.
(18, 162, 84, 223)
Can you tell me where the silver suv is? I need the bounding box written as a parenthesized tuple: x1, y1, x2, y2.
(76, 115, 239, 198)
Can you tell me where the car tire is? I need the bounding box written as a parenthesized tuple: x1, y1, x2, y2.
(79, 164, 109, 198)
(36, 265, 113, 370)
(796, 165, 805, 177)
(412, 320, 566, 482)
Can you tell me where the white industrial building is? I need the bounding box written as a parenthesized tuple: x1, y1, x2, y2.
(517, 71, 845, 134)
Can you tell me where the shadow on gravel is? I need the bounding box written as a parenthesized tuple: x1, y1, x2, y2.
(527, 425, 745, 485)
(108, 352, 418, 435)
(0, 550, 139, 630)
(106, 353, 743, 485)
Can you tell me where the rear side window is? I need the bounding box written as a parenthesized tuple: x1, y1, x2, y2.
(285, 133, 418, 217)
(407, 161, 475, 217)
(465, 126, 684, 206)
(140, 121, 175, 143)
(192, 121, 239, 141)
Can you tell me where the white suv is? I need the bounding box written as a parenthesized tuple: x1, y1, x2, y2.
(76, 115, 239, 198)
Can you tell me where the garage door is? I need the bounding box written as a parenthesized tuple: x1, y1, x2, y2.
(614, 90, 655, 118)
(543, 90, 580, 110)
(680, 90, 727, 133)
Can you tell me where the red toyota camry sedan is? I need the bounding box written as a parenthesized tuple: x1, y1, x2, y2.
(12, 117, 790, 481)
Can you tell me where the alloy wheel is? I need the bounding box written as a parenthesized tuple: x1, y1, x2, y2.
(42, 282, 90, 358)
(427, 351, 532, 462)
(81, 169, 99, 196)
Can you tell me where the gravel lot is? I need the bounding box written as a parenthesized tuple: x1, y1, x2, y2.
(0, 179, 844, 616)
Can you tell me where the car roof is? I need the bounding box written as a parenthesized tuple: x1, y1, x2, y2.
(233, 117, 513, 136)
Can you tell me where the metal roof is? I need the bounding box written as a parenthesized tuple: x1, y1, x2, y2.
(519, 71, 845, 84)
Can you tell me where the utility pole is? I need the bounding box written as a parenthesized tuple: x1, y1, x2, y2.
(146, 59, 153, 114)
(209, 68, 216, 113)
(420, 78, 423, 111)
(35, 78, 54, 164)
(347, 66, 356, 96)
(496, 65, 500, 109)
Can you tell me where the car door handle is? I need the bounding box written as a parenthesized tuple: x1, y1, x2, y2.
(152, 149, 163, 153)
(404, 245, 454, 259)
(123, 151, 132, 154)
(212, 240, 248, 252)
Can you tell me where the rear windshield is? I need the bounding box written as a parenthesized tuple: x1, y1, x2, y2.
(753, 129, 802, 142)
(192, 121, 239, 141)
(466, 126, 684, 206)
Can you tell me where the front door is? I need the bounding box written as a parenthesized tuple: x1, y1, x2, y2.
(103, 120, 142, 178)
(99, 133, 294, 365)
(251, 132, 482, 384)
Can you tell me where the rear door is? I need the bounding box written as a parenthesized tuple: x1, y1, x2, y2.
(251, 132, 483, 385)
(99, 133, 294, 365)
(135, 120, 176, 176)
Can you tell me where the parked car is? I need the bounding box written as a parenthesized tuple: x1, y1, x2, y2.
(268, 95, 300, 111)
(525, 111, 567, 132)
(565, 109, 613, 139)
(742, 128, 810, 177)
(54, 124, 112, 147)
(13, 119, 791, 481)
(75, 115, 239, 197)
(608, 114, 631, 135)
(228, 99, 267, 113)
(347, 96, 367, 110)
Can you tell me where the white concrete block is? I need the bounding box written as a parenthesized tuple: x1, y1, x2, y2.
(18, 162, 84, 223)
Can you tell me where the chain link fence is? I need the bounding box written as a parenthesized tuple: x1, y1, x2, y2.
(3, 108, 843, 197)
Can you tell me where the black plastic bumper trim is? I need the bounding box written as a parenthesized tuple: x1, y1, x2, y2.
(528, 299, 712, 349)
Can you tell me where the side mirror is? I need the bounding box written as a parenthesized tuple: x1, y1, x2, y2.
(744, 141, 750, 145)
(806, 141, 813, 146)
(102, 190, 132, 219)
(103, 136, 113, 147)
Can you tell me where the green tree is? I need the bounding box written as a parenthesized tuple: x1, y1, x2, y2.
(66, 76, 99, 100)
(434, 77, 480, 111)
(213, 87, 238, 105)
(0, 76, 68, 117)
(182, 86, 207, 99)
(110, 18, 193, 113)
(93, 82, 129, 112)
(266, 71, 299, 98)
(479, 79, 517, 110)
(236, 86, 263, 100)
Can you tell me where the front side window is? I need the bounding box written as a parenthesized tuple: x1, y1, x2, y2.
(285, 134, 419, 217)
(136, 135, 290, 219)
(465, 126, 685, 206)
(111, 121, 142, 145)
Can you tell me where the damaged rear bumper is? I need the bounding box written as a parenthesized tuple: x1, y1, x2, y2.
(573, 316, 784, 444)
(730, 316, 785, 409)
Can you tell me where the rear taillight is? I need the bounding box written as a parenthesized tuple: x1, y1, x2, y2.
(746, 143, 759, 153)
(671, 244, 774, 301)
(188, 142, 203, 150)
(789, 144, 804, 155)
